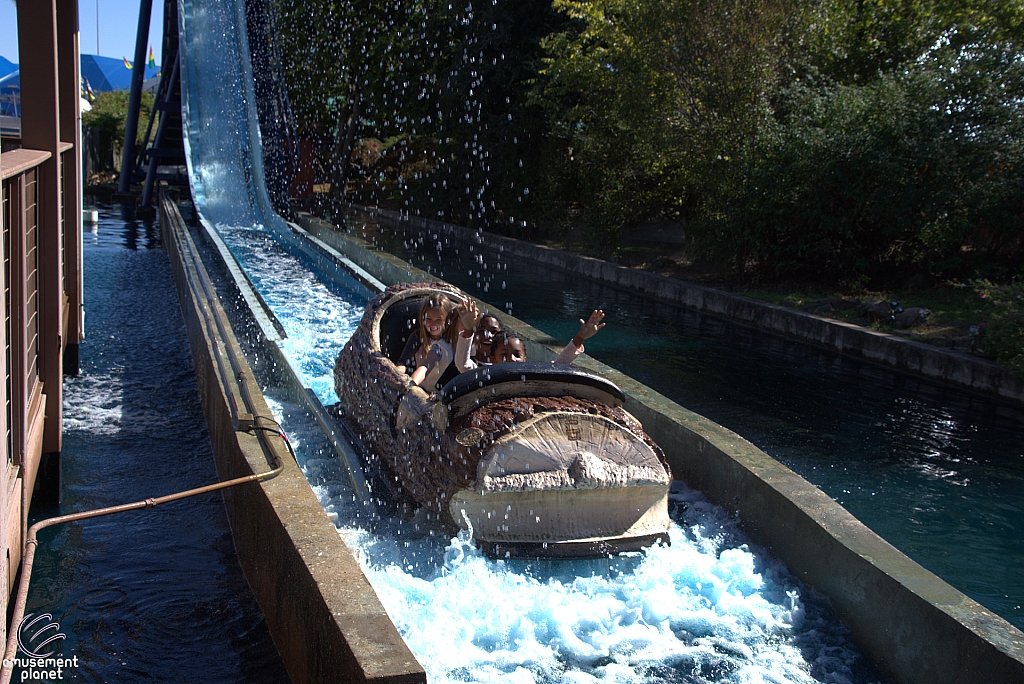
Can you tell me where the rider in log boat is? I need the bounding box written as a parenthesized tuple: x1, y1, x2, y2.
(333, 282, 672, 558)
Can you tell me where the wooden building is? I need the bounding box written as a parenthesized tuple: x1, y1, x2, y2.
(0, 0, 84, 646)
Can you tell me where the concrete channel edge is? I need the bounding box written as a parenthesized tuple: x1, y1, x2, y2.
(353, 206, 1024, 407)
(159, 196, 426, 684)
(297, 211, 1024, 684)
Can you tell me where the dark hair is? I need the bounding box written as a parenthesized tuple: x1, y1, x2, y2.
(494, 331, 527, 362)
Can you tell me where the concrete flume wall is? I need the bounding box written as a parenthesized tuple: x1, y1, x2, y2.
(161, 197, 426, 684)
(297, 211, 1024, 684)
(355, 206, 1024, 407)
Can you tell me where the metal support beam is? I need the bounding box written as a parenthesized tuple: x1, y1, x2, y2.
(140, 53, 180, 207)
(117, 0, 155, 194)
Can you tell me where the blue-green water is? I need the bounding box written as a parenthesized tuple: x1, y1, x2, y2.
(198, 211, 888, 684)
(19, 203, 290, 682)
(342, 209, 1024, 633)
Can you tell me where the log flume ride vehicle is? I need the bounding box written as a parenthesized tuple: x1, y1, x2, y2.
(334, 283, 672, 558)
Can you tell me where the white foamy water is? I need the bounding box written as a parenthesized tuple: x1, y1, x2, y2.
(63, 372, 185, 437)
(216, 222, 882, 684)
(324, 488, 876, 684)
(215, 221, 363, 405)
(63, 373, 124, 434)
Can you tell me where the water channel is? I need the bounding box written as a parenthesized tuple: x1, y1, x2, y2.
(199, 209, 887, 684)
(339, 209, 1024, 636)
(20, 203, 290, 683)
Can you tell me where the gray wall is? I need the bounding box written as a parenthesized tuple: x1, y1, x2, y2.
(297, 210, 1024, 684)
(162, 198, 426, 684)
(356, 206, 1024, 407)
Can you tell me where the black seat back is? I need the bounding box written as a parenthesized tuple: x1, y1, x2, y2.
(378, 296, 427, 364)
(440, 362, 625, 421)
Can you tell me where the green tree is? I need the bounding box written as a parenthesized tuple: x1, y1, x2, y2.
(399, 0, 567, 232)
(271, 0, 1024, 287)
(273, 0, 432, 207)
(530, 0, 795, 243)
(693, 26, 1024, 284)
(274, 0, 566, 231)
(82, 90, 154, 162)
(798, 0, 1024, 84)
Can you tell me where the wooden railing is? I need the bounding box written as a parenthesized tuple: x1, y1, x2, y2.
(0, 146, 74, 607)
(1, 149, 52, 475)
(59, 142, 73, 350)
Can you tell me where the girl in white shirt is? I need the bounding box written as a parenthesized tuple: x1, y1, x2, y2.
(410, 305, 464, 390)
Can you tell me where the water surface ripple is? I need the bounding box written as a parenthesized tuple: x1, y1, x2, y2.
(22, 204, 291, 683)
(341, 210, 1024, 634)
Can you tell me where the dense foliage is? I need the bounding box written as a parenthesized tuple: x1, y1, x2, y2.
(973, 279, 1024, 377)
(273, 0, 1024, 288)
(696, 28, 1024, 284)
(82, 90, 154, 154)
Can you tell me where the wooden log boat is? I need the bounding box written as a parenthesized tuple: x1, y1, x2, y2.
(334, 282, 672, 558)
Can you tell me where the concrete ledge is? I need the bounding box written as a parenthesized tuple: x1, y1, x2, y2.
(297, 210, 1024, 684)
(161, 197, 425, 684)
(598, 368, 1024, 684)
(351, 206, 1024, 406)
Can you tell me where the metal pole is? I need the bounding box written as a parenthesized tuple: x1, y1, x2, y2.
(116, 0, 154, 194)
(0, 444, 286, 684)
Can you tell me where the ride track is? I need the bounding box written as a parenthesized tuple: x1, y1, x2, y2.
(169, 0, 1024, 682)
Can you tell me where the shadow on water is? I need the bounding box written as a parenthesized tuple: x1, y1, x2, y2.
(342, 209, 1024, 633)
(20, 201, 291, 683)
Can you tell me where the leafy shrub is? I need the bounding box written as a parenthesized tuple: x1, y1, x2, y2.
(531, 0, 791, 246)
(82, 90, 154, 152)
(973, 280, 1024, 378)
(691, 27, 1024, 285)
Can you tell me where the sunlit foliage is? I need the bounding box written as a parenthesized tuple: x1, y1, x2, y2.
(82, 90, 154, 150)
(691, 26, 1024, 284)
(273, 0, 1024, 288)
(530, 0, 794, 241)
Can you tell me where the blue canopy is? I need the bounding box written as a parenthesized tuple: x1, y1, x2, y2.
(80, 54, 159, 93)
(0, 54, 159, 118)
(0, 56, 16, 79)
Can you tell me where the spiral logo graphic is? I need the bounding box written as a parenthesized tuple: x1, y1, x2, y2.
(16, 613, 66, 658)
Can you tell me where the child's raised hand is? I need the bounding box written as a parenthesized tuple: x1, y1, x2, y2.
(577, 309, 606, 341)
(459, 299, 481, 329)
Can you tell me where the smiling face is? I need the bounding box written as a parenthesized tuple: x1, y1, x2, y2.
(494, 336, 526, 364)
(422, 307, 446, 341)
(474, 314, 502, 359)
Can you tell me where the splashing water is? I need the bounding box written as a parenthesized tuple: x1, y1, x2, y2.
(257, 401, 881, 684)
(213, 221, 365, 404)
(206, 215, 884, 684)
(329, 486, 878, 684)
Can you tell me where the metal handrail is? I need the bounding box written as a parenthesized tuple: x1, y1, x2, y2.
(0, 194, 295, 682)
(0, 447, 286, 684)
